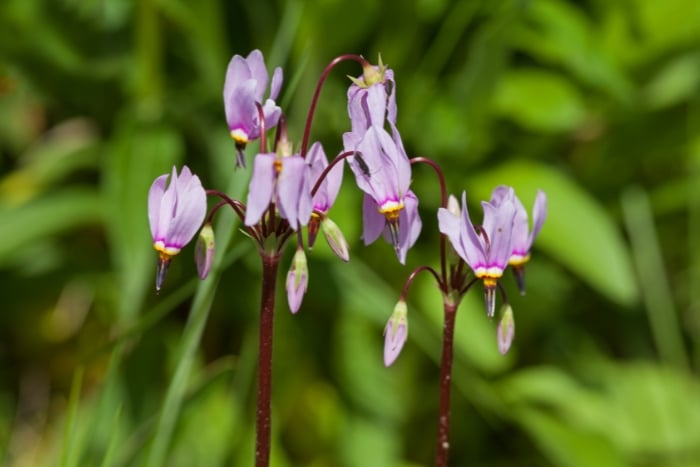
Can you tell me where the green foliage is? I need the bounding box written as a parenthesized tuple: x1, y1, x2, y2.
(1, 0, 699, 465)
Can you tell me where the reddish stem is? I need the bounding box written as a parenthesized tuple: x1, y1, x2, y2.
(410, 156, 449, 292)
(435, 300, 458, 467)
(255, 252, 280, 467)
(300, 54, 367, 158)
(310, 150, 360, 197)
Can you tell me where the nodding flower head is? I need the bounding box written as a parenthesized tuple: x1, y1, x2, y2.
(347, 56, 397, 135)
(223, 49, 283, 167)
(437, 188, 517, 317)
(509, 189, 547, 294)
(244, 152, 312, 231)
(148, 166, 207, 291)
(306, 142, 342, 244)
(344, 126, 421, 264)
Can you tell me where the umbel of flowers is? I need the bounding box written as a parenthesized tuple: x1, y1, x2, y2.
(146, 49, 547, 467)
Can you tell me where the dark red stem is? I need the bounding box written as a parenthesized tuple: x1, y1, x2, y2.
(435, 300, 458, 467)
(310, 150, 360, 197)
(255, 252, 280, 467)
(400, 265, 443, 299)
(410, 156, 449, 293)
(300, 54, 367, 158)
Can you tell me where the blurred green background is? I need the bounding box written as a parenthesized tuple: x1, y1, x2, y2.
(2, 0, 700, 465)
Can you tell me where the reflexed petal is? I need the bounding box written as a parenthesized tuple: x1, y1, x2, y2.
(457, 192, 487, 268)
(362, 194, 385, 245)
(277, 155, 310, 230)
(223, 54, 252, 105)
(155, 167, 179, 244)
(245, 49, 268, 99)
(390, 190, 421, 264)
(481, 190, 516, 270)
(269, 67, 283, 101)
(530, 189, 547, 243)
(262, 98, 281, 134)
(226, 79, 257, 134)
(244, 154, 276, 226)
(510, 193, 530, 256)
(163, 167, 207, 250)
(438, 204, 464, 258)
(148, 174, 169, 240)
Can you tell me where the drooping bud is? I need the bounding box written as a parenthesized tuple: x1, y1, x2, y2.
(383, 299, 408, 367)
(446, 194, 461, 217)
(195, 223, 215, 280)
(285, 247, 308, 314)
(497, 304, 515, 355)
(321, 217, 349, 262)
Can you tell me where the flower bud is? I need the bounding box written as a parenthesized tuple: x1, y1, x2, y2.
(195, 223, 215, 280)
(322, 217, 349, 262)
(383, 299, 408, 367)
(497, 304, 515, 355)
(285, 247, 308, 314)
(446, 194, 461, 217)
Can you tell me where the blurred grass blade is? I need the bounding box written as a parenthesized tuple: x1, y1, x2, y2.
(621, 186, 689, 370)
(60, 366, 84, 467)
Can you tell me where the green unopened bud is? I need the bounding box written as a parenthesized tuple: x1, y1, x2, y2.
(497, 304, 515, 355)
(195, 223, 215, 280)
(447, 194, 461, 217)
(321, 217, 349, 262)
(349, 54, 388, 88)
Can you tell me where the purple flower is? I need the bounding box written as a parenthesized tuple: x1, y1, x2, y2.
(286, 247, 308, 314)
(509, 189, 547, 294)
(223, 49, 283, 167)
(437, 188, 517, 317)
(308, 142, 343, 217)
(383, 299, 408, 366)
(148, 166, 207, 290)
(347, 59, 397, 135)
(244, 153, 312, 231)
(344, 126, 421, 264)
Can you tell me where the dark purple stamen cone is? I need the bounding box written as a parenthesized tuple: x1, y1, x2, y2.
(513, 265, 526, 296)
(307, 213, 321, 249)
(156, 255, 172, 293)
(483, 283, 497, 319)
(235, 144, 247, 169)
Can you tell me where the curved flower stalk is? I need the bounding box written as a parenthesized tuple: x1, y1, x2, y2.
(509, 189, 547, 294)
(224, 49, 283, 168)
(438, 188, 517, 317)
(148, 165, 207, 291)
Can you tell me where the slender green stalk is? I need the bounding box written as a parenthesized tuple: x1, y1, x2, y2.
(60, 366, 84, 467)
(146, 189, 241, 466)
(621, 186, 689, 371)
(255, 253, 281, 467)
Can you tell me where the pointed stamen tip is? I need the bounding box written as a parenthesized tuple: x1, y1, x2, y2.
(512, 266, 527, 296)
(483, 282, 497, 319)
(234, 147, 246, 169)
(156, 255, 172, 292)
